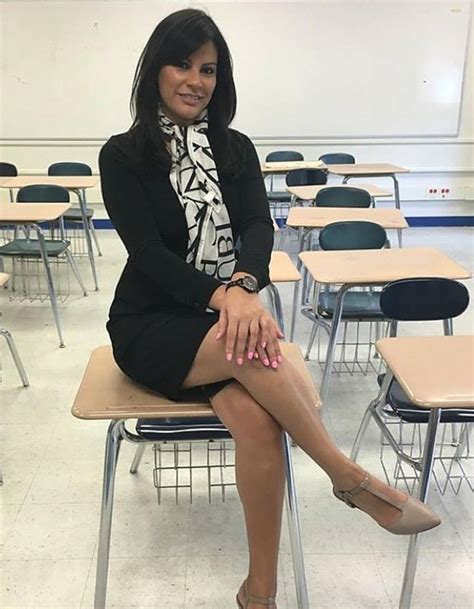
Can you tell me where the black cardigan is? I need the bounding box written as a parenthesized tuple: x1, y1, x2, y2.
(99, 128, 274, 320)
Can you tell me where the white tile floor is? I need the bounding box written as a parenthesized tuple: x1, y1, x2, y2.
(1, 227, 473, 609)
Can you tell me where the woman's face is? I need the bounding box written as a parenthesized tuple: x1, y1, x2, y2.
(158, 41, 218, 126)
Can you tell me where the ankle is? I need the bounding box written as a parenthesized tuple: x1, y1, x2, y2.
(331, 461, 365, 489)
(245, 575, 277, 599)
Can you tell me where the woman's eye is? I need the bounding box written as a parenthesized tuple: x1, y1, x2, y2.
(177, 60, 189, 69)
(203, 67, 216, 75)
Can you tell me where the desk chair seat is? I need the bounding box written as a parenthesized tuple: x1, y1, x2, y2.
(0, 238, 71, 257)
(62, 207, 94, 221)
(136, 416, 230, 441)
(376, 374, 474, 424)
(318, 290, 384, 319)
(73, 342, 315, 609)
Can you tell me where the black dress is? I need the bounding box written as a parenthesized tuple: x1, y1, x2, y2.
(99, 127, 274, 400)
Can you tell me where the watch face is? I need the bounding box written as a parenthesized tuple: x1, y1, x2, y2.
(242, 276, 258, 292)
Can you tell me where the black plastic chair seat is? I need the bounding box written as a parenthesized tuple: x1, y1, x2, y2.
(267, 192, 291, 203)
(63, 207, 94, 221)
(136, 417, 232, 442)
(318, 290, 384, 319)
(0, 239, 70, 258)
(377, 374, 474, 424)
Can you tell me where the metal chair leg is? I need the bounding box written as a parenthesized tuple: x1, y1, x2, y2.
(65, 249, 88, 296)
(89, 218, 103, 257)
(0, 328, 29, 386)
(95, 420, 124, 609)
(399, 409, 441, 609)
(266, 283, 285, 335)
(304, 322, 319, 361)
(129, 444, 146, 474)
(282, 432, 309, 609)
(350, 404, 374, 462)
(35, 226, 65, 348)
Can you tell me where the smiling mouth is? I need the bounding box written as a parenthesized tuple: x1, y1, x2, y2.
(178, 93, 203, 101)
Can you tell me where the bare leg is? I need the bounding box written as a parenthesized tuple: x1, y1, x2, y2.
(184, 324, 407, 530)
(209, 381, 284, 607)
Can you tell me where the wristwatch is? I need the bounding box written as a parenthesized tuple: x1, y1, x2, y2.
(225, 275, 259, 294)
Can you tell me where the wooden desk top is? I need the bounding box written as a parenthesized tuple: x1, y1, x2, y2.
(0, 178, 13, 187)
(1, 176, 98, 189)
(376, 336, 474, 409)
(286, 183, 392, 199)
(0, 272, 10, 289)
(0, 202, 72, 223)
(261, 160, 326, 174)
(269, 251, 301, 282)
(72, 342, 319, 420)
(299, 247, 471, 285)
(287, 207, 408, 230)
(327, 163, 410, 176)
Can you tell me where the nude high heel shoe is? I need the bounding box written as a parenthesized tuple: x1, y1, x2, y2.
(236, 580, 276, 608)
(333, 472, 441, 535)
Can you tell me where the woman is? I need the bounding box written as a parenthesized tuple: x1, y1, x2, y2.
(99, 9, 440, 609)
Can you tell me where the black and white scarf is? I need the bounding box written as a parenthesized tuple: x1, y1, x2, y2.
(158, 109, 235, 282)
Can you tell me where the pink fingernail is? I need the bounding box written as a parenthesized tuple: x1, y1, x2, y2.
(272, 361, 278, 369)
(248, 351, 254, 360)
(262, 341, 267, 349)
(237, 357, 243, 365)
(226, 353, 232, 362)
(277, 355, 283, 363)
(264, 358, 270, 366)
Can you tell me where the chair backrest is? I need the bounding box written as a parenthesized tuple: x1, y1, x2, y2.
(286, 168, 327, 187)
(315, 186, 371, 208)
(17, 184, 70, 203)
(319, 221, 387, 251)
(318, 153, 355, 165)
(380, 278, 469, 321)
(265, 150, 304, 163)
(0, 162, 18, 177)
(48, 162, 92, 176)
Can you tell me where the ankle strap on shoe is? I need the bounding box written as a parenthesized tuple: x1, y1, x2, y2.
(244, 580, 276, 606)
(334, 473, 370, 508)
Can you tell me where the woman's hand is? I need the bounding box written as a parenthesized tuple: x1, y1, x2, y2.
(216, 287, 284, 368)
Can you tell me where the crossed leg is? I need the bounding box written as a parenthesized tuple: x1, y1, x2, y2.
(184, 324, 408, 607)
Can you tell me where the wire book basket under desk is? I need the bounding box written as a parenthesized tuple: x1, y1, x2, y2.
(152, 439, 236, 504)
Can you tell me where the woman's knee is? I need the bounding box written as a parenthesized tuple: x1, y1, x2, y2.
(212, 382, 282, 447)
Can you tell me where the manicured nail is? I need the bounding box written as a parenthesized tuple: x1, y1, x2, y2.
(254, 353, 259, 359)
(263, 358, 270, 366)
(271, 360, 278, 369)
(247, 351, 254, 360)
(226, 353, 232, 362)
(237, 357, 243, 365)
(277, 355, 283, 363)
(262, 341, 267, 349)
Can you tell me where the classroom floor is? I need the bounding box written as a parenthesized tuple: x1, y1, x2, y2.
(1, 226, 473, 609)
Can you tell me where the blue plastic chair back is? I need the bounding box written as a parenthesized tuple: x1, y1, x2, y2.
(315, 186, 371, 208)
(318, 153, 355, 165)
(0, 162, 18, 177)
(380, 278, 469, 321)
(17, 184, 70, 203)
(319, 221, 387, 251)
(286, 168, 327, 187)
(265, 151, 304, 163)
(48, 162, 92, 176)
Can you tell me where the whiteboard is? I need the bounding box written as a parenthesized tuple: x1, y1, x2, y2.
(0, 1, 471, 139)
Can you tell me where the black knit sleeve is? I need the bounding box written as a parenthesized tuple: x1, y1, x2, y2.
(233, 133, 274, 289)
(99, 138, 223, 310)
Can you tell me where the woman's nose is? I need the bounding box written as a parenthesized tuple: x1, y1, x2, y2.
(186, 68, 202, 87)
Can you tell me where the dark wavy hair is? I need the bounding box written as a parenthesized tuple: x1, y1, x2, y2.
(130, 9, 237, 169)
